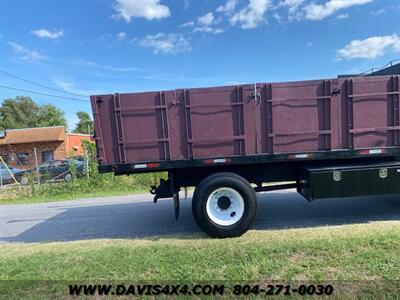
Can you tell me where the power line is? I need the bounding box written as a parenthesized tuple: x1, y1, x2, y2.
(0, 68, 89, 98)
(0, 85, 90, 103)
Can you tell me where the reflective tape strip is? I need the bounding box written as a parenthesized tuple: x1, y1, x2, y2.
(368, 149, 382, 154)
(134, 164, 147, 169)
(213, 158, 227, 163)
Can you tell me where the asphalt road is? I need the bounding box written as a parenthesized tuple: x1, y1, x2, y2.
(1, 189, 400, 243)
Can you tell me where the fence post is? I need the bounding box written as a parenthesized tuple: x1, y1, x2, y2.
(86, 152, 90, 179)
(0, 160, 3, 188)
(33, 147, 40, 185)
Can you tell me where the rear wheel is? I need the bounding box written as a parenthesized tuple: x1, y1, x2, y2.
(192, 172, 257, 238)
(20, 175, 29, 186)
(63, 172, 72, 181)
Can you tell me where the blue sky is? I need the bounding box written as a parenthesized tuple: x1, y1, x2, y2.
(0, 0, 399, 131)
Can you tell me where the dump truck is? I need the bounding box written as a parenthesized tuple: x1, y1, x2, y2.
(91, 66, 400, 238)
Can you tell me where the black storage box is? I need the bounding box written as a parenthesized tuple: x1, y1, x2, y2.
(298, 161, 400, 201)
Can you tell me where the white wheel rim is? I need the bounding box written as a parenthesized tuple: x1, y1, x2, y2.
(64, 174, 72, 181)
(21, 177, 28, 185)
(206, 187, 245, 226)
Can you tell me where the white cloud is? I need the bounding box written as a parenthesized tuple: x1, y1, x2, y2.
(184, 0, 190, 9)
(113, 0, 170, 22)
(304, 0, 372, 21)
(193, 12, 222, 34)
(274, 0, 371, 22)
(198, 12, 214, 26)
(53, 80, 99, 96)
(97, 32, 129, 42)
(337, 34, 400, 60)
(82, 61, 139, 72)
(280, 0, 305, 20)
(335, 13, 349, 19)
(116, 32, 127, 40)
(193, 26, 224, 34)
(282, 0, 305, 7)
(193, 27, 213, 33)
(217, 0, 238, 14)
(229, 0, 272, 29)
(181, 21, 195, 27)
(272, 12, 284, 23)
(139, 33, 191, 54)
(8, 42, 46, 60)
(371, 8, 385, 16)
(97, 33, 112, 42)
(30, 29, 64, 39)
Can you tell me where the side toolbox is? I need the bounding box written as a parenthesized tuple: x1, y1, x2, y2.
(298, 161, 400, 201)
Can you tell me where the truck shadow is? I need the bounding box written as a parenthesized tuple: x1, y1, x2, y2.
(2, 190, 400, 243)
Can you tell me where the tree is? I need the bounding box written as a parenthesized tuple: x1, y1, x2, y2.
(73, 111, 93, 134)
(37, 104, 67, 129)
(0, 96, 40, 130)
(0, 96, 67, 130)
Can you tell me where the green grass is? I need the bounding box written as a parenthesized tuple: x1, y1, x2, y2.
(0, 222, 399, 298)
(0, 173, 165, 205)
(0, 187, 148, 205)
(0, 178, 290, 205)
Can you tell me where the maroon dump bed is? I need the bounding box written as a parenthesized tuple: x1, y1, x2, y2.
(91, 75, 400, 172)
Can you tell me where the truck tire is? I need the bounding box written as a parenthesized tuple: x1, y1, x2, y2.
(192, 172, 257, 238)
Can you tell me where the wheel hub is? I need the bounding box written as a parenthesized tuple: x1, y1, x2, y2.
(217, 196, 231, 210)
(206, 187, 245, 226)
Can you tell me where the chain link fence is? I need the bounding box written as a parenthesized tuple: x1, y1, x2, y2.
(0, 141, 94, 189)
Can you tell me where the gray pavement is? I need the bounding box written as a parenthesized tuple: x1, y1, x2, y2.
(1, 189, 400, 243)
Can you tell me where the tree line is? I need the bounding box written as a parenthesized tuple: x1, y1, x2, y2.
(0, 96, 93, 134)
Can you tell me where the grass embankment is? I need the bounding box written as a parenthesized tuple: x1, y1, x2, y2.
(1, 222, 399, 298)
(0, 173, 165, 205)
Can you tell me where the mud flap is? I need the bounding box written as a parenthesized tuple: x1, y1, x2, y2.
(150, 173, 180, 221)
(173, 191, 179, 222)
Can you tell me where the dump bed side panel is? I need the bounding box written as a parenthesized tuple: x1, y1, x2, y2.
(91, 75, 400, 166)
(265, 79, 333, 153)
(339, 76, 400, 149)
(91, 94, 119, 165)
(184, 85, 258, 158)
(115, 91, 169, 162)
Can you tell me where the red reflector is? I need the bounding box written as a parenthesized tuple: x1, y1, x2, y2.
(133, 163, 160, 169)
(147, 163, 160, 168)
(203, 158, 228, 164)
(359, 149, 384, 155)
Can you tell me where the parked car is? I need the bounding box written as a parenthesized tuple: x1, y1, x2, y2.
(0, 163, 25, 185)
(16, 159, 85, 185)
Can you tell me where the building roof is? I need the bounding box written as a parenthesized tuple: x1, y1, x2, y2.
(0, 126, 66, 145)
(338, 62, 400, 78)
(66, 132, 92, 137)
(369, 63, 400, 76)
